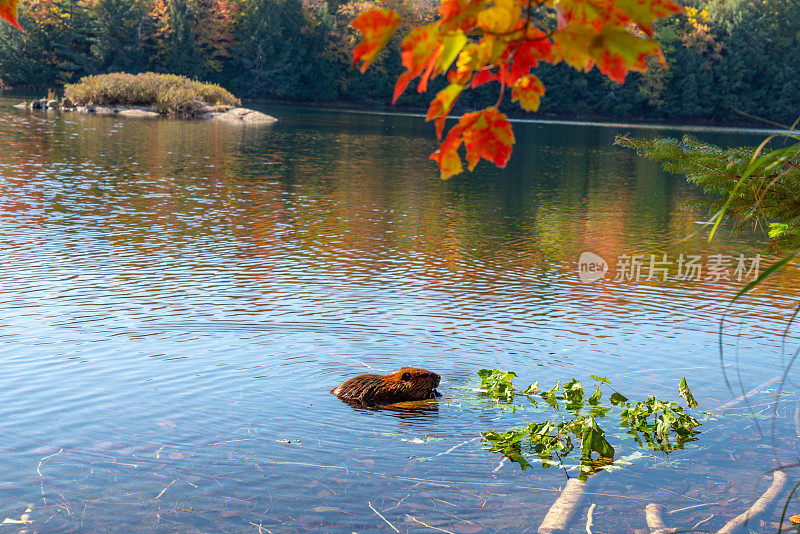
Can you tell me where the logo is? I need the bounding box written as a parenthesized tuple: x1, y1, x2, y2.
(578, 252, 608, 282)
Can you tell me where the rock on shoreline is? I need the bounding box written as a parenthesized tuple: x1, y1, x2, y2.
(13, 99, 277, 125)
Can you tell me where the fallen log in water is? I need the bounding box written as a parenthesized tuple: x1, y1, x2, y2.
(645, 503, 675, 534)
(716, 470, 787, 534)
(713, 376, 781, 413)
(538, 477, 587, 533)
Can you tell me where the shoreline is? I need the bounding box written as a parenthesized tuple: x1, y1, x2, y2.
(242, 97, 790, 135)
(13, 97, 277, 125)
(8, 94, 788, 135)
(296, 105, 788, 136)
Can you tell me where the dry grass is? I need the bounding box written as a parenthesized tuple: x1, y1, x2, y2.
(64, 72, 240, 116)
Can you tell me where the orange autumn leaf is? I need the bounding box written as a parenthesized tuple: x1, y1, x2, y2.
(0, 0, 22, 30)
(461, 108, 514, 171)
(352, 0, 679, 178)
(408, 30, 466, 99)
(556, 0, 680, 37)
(430, 107, 514, 179)
(393, 24, 441, 102)
(351, 9, 402, 73)
(505, 30, 552, 83)
(471, 68, 498, 87)
(430, 112, 477, 179)
(556, 0, 627, 33)
(511, 74, 545, 111)
(439, 0, 484, 32)
(592, 25, 662, 82)
(449, 37, 494, 86)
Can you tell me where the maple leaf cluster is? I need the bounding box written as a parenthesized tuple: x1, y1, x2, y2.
(352, 0, 681, 178)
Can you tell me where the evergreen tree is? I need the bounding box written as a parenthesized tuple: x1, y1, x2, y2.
(0, 0, 798, 124)
(91, 0, 149, 73)
(226, 0, 335, 100)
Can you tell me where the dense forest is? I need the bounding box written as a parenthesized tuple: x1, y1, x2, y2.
(0, 0, 798, 123)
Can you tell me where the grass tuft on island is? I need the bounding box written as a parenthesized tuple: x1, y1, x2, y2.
(64, 72, 241, 116)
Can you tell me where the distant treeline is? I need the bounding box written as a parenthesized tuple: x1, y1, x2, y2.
(0, 0, 798, 124)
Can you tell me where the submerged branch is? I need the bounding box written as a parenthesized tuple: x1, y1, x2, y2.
(538, 478, 587, 534)
(645, 503, 675, 534)
(712, 375, 781, 413)
(585, 503, 596, 534)
(717, 470, 788, 534)
(368, 501, 399, 533)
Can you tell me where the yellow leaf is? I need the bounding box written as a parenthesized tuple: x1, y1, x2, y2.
(477, 0, 520, 34)
(552, 24, 597, 72)
(435, 30, 468, 75)
(426, 83, 464, 138)
(512, 75, 545, 111)
(553, 22, 662, 82)
(393, 23, 441, 102)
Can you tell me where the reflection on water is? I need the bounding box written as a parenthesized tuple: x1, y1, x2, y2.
(0, 99, 798, 532)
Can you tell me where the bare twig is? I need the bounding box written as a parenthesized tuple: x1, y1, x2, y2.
(339, 355, 378, 370)
(438, 510, 473, 524)
(368, 502, 399, 533)
(382, 493, 410, 512)
(248, 521, 273, 533)
(259, 460, 349, 472)
(209, 438, 259, 446)
(36, 449, 63, 477)
(434, 437, 481, 457)
(155, 479, 178, 499)
(667, 502, 719, 514)
(493, 457, 508, 473)
(406, 514, 455, 533)
(585, 503, 596, 534)
(692, 514, 714, 530)
(36, 449, 63, 504)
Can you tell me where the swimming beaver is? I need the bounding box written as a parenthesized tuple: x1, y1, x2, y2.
(332, 367, 441, 405)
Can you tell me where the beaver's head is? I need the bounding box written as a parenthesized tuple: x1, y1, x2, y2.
(383, 367, 441, 401)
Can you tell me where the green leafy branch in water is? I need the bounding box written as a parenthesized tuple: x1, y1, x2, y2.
(621, 376, 700, 454)
(477, 370, 701, 480)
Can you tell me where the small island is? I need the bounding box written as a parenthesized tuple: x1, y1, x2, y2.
(14, 72, 276, 125)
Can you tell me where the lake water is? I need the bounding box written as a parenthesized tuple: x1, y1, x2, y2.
(1, 97, 798, 533)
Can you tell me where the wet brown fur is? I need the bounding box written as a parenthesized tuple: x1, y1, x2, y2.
(332, 367, 440, 405)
